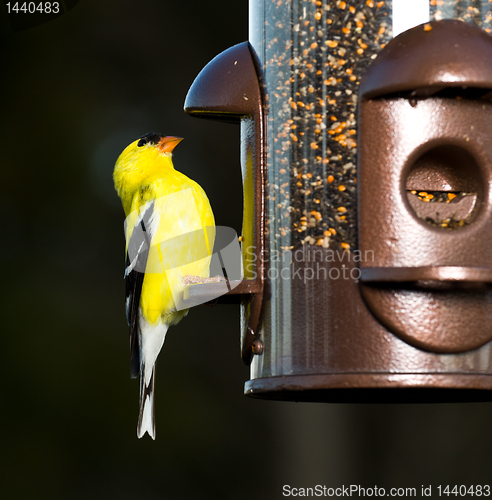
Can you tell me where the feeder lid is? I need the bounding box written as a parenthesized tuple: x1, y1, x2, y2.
(360, 20, 492, 99)
(184, 42, 261, 123)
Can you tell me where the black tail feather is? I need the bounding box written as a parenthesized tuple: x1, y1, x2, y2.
(137, 363, 156, 439)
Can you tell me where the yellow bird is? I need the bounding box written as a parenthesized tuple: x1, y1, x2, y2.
(113, 133, 215, 439)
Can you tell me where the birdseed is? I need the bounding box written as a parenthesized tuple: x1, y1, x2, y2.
(249, 0, 492, 254)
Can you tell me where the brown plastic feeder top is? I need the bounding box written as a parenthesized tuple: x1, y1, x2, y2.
(361, 19, 492, 99)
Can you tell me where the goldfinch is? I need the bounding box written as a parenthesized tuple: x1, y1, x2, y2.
(113, 133, 215, 439)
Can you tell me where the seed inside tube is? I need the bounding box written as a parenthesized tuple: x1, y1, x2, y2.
(261, 0, 396, 249)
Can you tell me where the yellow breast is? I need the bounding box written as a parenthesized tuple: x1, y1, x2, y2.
(115, 142, 215, 324)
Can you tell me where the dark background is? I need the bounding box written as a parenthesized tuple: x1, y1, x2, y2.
(1, 1, 491, 499)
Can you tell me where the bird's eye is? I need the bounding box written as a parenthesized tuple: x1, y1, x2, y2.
(137, 139, 147, 147)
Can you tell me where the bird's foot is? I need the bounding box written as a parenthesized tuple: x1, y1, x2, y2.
(183, 275, 225, 286)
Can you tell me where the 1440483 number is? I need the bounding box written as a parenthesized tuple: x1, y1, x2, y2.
(437, 485, 491, 496)
(6, 2, 60, 14)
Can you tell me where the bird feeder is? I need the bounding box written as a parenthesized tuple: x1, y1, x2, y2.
(185, 0, 492, 403)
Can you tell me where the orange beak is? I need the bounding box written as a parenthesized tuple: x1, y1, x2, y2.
(157, 136, 184, 153)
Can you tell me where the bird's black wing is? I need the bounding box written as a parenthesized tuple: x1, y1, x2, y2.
(125, 203, 154, 378)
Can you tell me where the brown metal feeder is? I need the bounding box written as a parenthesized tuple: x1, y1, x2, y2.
(184, 2, 492, 403)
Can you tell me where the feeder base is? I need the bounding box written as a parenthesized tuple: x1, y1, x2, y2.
(244, 373, 492, 404)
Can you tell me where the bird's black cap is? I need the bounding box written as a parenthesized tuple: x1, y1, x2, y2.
(137, 133, 164, 148)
